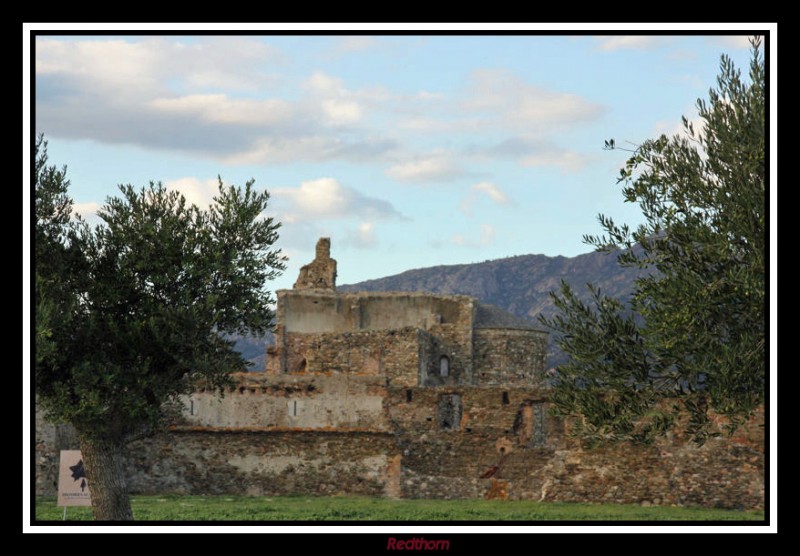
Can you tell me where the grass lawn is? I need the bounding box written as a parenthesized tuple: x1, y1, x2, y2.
(35, 495, 764, 522)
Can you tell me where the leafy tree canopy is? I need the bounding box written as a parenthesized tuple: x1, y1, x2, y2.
(540, 38, 765, 445)
(34, 135, 285, 518)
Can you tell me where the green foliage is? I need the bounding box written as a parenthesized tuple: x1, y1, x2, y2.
(540, 38, 765, 445)
(34, 137, 286, 444)
(34, 495, 764, 521)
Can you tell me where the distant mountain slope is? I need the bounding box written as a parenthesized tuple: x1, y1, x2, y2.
(339, 249, 646, 368)
(229, 332, 273, 371)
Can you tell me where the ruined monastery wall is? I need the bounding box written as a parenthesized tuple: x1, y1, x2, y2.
(34, 238, 764, 510)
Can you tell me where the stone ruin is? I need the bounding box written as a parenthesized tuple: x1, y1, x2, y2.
(35, 238, 765, 509)
(293, 237, 337, 291)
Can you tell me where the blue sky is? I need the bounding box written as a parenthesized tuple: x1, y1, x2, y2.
(32, 32, 760, 291)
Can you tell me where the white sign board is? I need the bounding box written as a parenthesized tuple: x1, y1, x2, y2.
(57, 450, 91, 507)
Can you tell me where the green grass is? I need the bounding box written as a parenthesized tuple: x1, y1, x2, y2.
(35, 495, 764, 522)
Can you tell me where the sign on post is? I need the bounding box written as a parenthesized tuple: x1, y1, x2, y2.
(57, 450, 91, 507)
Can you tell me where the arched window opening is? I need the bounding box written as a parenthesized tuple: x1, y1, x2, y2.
(439, 355, 450, 377)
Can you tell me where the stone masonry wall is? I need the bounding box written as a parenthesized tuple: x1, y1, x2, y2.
(268, 291, 477, 380)
(421, 323, 473, 386)
(273, 328, 427, 388)
(181, 373, 390, 431)
(473, 329, 549, 387)
(276, 291, 473, 335)
(35, 409, 81, 496)
(383, 387, 764, 508)
(385, 386, 561, 500)
(35, 391, 765, 509)
(125, 430, 398, 497)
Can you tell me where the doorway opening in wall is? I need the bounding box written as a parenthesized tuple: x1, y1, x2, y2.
(439, 355, 450, 377)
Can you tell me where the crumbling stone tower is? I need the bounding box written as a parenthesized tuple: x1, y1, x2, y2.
(293, 237, 337, 291)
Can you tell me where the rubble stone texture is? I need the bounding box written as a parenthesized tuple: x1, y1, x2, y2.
(293, 237, 337, 291)
(35, 238, 764, 509)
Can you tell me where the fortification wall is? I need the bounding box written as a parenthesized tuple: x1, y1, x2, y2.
(35, 390, 765, 509)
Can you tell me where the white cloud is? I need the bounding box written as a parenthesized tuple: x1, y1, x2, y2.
(164, 177, 225, 208)
(464, 69, 604, 130)
(271, 179, 401, 250)
(221, 135, 397, 166)
(460, 182, 510, 216)
(149, 95, 292, 126)
(595, 36, 666, 51)
(520, 149, 593, 173)
(386, 154, 465, 183)
(710, 36, 754, 49)
(467, 136, 593, 173)
(36, 39, 163, 99)
(273, 177, 403, 222)
(416, 91, 445, 100)
(36, 37, 281, 97)
(396, 117, 452, 132)
(35, 37, 602, 177)
(335, 36, 382, 54)
(306, 71, 345, 95)
(36, 38, 394, 165)
(274, 178, 347, 220)
(346, 222, 378, 248)
(653, 102, 707, 141)
(72, 201, 100, 219)
(321, 99, 362, 125)
(472, 182, 508, 204)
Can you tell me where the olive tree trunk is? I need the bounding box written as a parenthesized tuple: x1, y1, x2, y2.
(79, 437, 134, 521)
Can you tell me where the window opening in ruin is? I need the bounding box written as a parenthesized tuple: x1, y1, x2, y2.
(513, 401, 546, 447)
(502, 391, 510, 405)
(439, 355, 450, 377)
(291, 400, 298, 417)
(406, 389, 413, 403)
(297, 358, 307, 373)
(437, 394, 462, 430)
(190, 400, 194, 416)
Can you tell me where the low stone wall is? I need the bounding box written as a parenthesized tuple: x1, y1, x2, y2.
(382, 387, 763, 508)
(125, 430, 398, 497)
(35, 392, 765, 509)
(537, 439, 764, 509)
